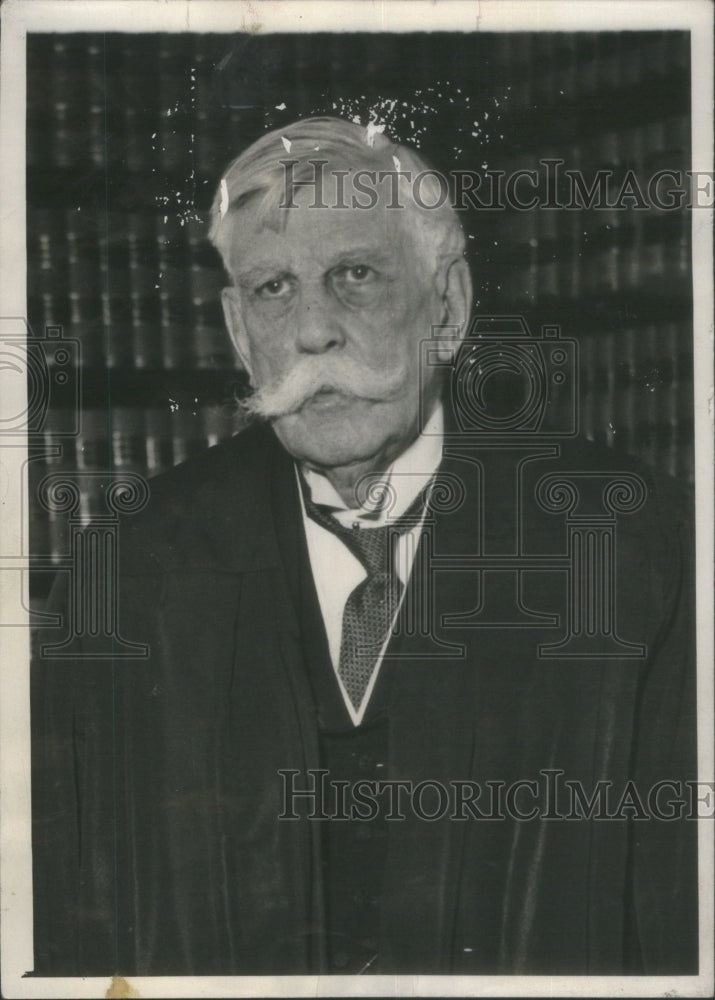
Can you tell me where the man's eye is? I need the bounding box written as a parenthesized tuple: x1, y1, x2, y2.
(330, 264, 381, 304)
(340, 265, 375, 284)
(256, 277, 293, 299)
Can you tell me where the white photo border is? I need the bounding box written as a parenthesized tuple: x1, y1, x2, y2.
(1, 1, 712, 997)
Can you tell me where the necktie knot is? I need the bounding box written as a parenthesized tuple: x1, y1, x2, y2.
(302, 482, 426, 578)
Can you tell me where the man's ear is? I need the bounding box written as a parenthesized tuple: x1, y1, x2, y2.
(221, 286, 253, 376)
(433, 255, 473, 362)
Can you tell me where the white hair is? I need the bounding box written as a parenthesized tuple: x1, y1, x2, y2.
(208, 116, 466, 278)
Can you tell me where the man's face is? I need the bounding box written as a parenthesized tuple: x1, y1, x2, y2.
(221, 180, 453, 471)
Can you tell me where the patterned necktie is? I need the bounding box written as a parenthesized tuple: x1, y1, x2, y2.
(302, 480, 426, 713)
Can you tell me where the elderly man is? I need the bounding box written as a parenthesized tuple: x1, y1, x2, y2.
(32, 117, 697, 977)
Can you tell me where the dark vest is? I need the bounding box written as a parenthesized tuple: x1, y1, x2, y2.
(276, 466, 393, 973)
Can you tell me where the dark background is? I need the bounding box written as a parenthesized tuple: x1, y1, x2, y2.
(26, 31, 693, 596)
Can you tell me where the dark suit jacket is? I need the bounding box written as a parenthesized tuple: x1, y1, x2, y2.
(31, 421, 698, 976)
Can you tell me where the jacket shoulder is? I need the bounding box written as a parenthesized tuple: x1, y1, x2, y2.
(116, 421, 286, 573)
(553, 435, 694, 528)
(144, 420, 275, 506)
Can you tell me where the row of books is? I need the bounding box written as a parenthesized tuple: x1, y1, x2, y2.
(578, 325, 694, 483)
(494, 115, 689, 186)
(26, 307, 236, 371)
(29, 109, 691, 178)
(29, 402, 246, 562)
(28, 207, 237, 369)
(26, 31, 262, 177)
(27, 35, 213, 173)
(496, 226, 690, 305)
(26, 31, 689, 174)
(28, 102, 690, 183)
(494, 207, 690, 257)
(25, 314, 237, 372)
(497, 32, 688, 112)
(27, 105, 689, 183)
(27, 104, 233, 179)
(28, 209, 220, 297)
(28, 30, 688, 89)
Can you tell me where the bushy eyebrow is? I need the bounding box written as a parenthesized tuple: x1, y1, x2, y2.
(235, 265, 292, 287)
(327, 245, 395, 267)
(235, 245, 396, 287)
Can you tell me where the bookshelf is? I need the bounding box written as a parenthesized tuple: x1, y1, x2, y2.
(26, 30, 693, 594)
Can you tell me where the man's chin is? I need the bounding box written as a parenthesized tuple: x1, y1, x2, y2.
(271, 402, 387, 467)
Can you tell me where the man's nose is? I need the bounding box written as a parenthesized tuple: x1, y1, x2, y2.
(294, 288, 346, 353)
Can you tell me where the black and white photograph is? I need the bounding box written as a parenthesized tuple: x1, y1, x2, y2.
(0, 1, 712, 996)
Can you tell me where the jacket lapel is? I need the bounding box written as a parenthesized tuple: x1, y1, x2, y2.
(375, 440, 645, 972)
(375, 450, 483, 970)
(154, 427, 325, 972)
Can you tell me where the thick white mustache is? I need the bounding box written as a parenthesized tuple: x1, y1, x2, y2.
(243, 356, 404, 419)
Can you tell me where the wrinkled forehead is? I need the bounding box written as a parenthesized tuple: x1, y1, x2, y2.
(222, 152, 411, 224)
(222, 172, 430, 277)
